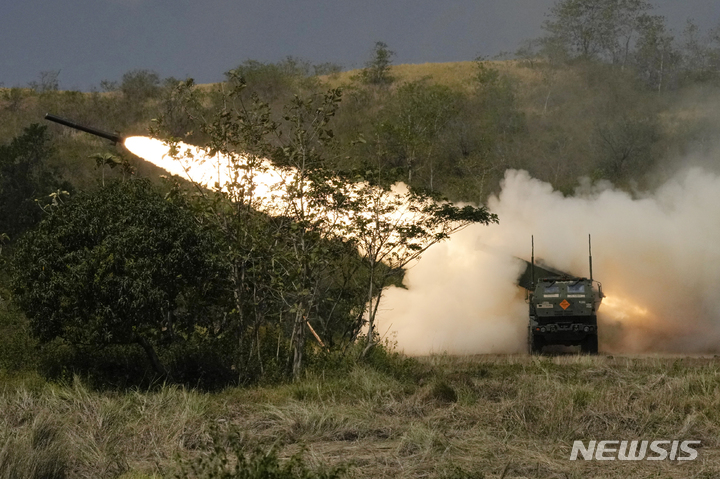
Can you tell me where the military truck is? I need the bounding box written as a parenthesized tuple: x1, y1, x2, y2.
(518, 236, 604, 354)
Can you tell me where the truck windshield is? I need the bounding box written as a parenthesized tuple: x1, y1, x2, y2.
(544, 284, 559, 294)
(568, 283, 585, 293)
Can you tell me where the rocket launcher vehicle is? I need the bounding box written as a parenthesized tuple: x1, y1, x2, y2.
(518, 236, 604, 354)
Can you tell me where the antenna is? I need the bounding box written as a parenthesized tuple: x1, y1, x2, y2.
(588, 234, 593, 281)
(531, 235, 535, 288)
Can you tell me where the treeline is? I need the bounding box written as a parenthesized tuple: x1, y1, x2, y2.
(533, 0, 720, 91)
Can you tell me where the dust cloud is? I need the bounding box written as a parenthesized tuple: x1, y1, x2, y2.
(377, 168, 720, 355)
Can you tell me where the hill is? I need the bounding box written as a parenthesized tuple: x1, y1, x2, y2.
(3, 59, 720, 203)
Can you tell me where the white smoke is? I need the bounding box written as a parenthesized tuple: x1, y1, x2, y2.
(377, 168, 720, 355)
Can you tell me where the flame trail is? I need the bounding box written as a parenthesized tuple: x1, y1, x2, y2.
(125, 136, 286, 211)
(124, 136, 452, 255)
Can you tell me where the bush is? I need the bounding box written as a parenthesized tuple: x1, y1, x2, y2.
(163, 337, 237, 391)
(35, 339, 153, 390)
(11, 179, 229, 385)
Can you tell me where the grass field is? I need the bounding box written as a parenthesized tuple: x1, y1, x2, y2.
(2, 354, 720, 478)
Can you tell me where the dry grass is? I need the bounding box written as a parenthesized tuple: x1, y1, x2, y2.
(3, 355, 720, 478)
(318, 59, 595, 122)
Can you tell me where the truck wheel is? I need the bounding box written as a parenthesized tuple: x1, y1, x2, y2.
(530, 335, 544, 354)
(581, 334, 598, 354)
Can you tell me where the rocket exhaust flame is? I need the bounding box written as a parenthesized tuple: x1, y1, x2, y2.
(125, 136, 720, 355)
(123, 136, 450, 259)
(124, 136, 285, 212)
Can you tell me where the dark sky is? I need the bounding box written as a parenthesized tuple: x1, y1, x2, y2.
(2, 0, 719, 91)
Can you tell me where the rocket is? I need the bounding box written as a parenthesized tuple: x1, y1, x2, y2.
(44, 113, 124, 144)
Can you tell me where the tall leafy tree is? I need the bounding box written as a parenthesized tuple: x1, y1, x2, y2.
(340, 175, 498, 356)
(153, 77, 355, 380)
(542, 0, 653, 64)
(633, 14, 679, 91)
(361, 42, 395, 85)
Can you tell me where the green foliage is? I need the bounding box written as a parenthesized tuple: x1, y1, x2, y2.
(117, 69, 163, 124)
(223, 57, 325, 106)
(360, 42, 395, 85)
(163, 336, 238, 391)
(0, 302, 37, 373)
(537, 0, 720, 92)
(11, 179, 228, 382)
(542, 0, 653, 64)
(592, 113, 660, 183)
(2, 87, 28, 112)
(158, 77, 206, 139)
(4, 48, 720, 388)
(0, 124, 70, 239)
(679, 20, 720, 85)
(120, 69, 161, 103)
(375, 80, 462, 186)
(358, 337, 422, 382)
(155, 81, 373, 382)
(154, 71, 497, 378)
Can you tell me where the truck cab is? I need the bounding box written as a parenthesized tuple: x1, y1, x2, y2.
(528, 277, 602, 354)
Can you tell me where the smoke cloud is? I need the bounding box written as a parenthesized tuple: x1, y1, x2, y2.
(377, 168, 720, 355)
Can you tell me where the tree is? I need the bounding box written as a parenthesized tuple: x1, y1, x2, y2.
(153, 76, 357, 381)
(440, 61, 525, 203)
(0, 124, 70, 239)
(542, 0, 652, 64)
(593, 114, 659, 182)
(678, 20, 720, 84)
(360, 42, 395, 85)
(119, 69, 162, 123)
(120, 69, 161, 103)
(341, 175, 498, 356)
(223, 57, 324, 103)
(28, 70, 60, 93)
(152, 75, 498, 377)
(633, 14, 679, 91)
(376, 81, 461, 187)
(11, 180, 226, 379)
